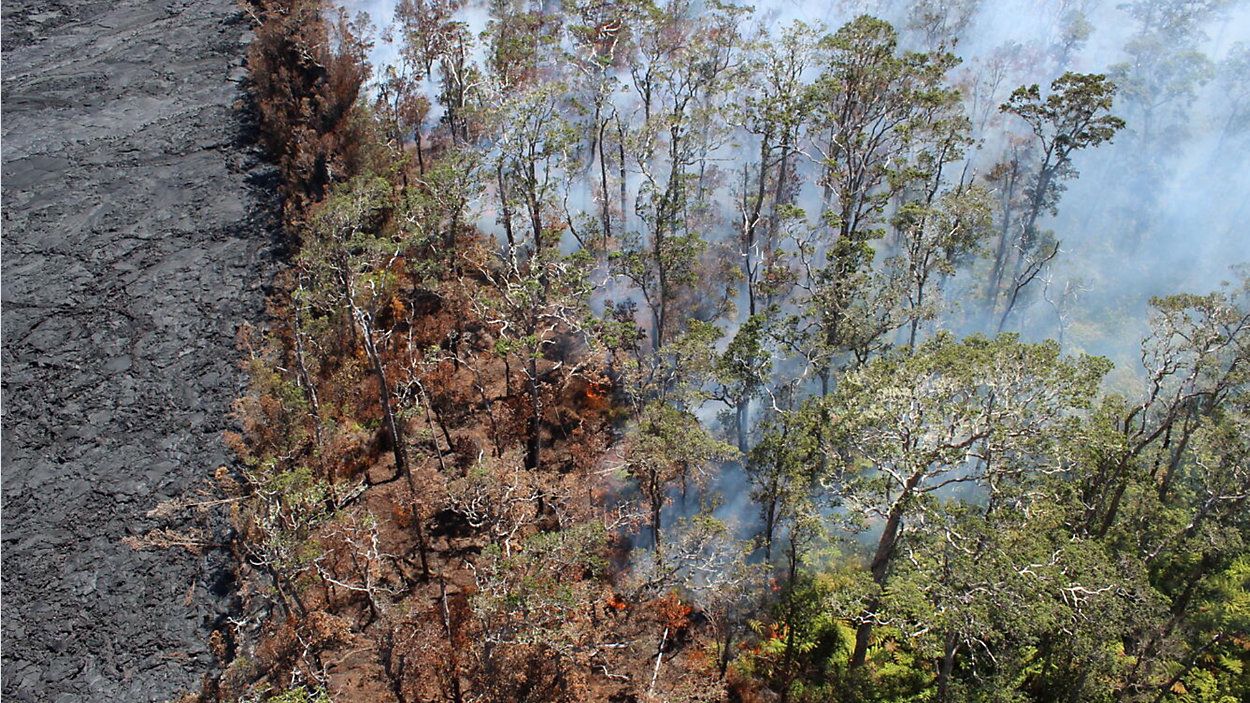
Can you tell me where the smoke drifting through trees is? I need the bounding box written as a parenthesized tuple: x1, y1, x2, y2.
(341, 0, 1248, 514)
(348, 0, 1249, 339)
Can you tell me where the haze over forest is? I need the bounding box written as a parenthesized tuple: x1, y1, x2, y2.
(345, 0, 1250, 359)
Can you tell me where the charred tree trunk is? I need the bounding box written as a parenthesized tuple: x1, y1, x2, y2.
(356, 310, 408, 481)
(526, 353, 542, 470)
(936, 631, 958, 703)
(851, 477, 918, 668)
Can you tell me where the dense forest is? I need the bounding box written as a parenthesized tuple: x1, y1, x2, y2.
(203, 0, 1250, 701)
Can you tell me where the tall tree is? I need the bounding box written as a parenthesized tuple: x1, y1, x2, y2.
(611, 0, 743, 353)
(988, 72, 1124, 330)
(791, 16, 963, 389)
(246, 0, 372, 214)
(476, 83, 595, 469)
(298, 175, 414, 481)
(732, 22, 816, 318)
(814, 333, 1109, 669)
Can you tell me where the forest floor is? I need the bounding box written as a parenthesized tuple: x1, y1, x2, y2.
(1, 1, 273, 700)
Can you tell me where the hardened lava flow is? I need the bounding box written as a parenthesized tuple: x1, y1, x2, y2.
(2, 1, 272, 700)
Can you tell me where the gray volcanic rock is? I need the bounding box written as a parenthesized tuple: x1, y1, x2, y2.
(2, 1, 274, 700)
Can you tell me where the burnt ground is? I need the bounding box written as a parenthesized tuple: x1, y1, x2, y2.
(2, 1, 275, 700)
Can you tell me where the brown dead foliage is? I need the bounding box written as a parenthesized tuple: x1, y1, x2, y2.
(244, 0, 371, 220)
